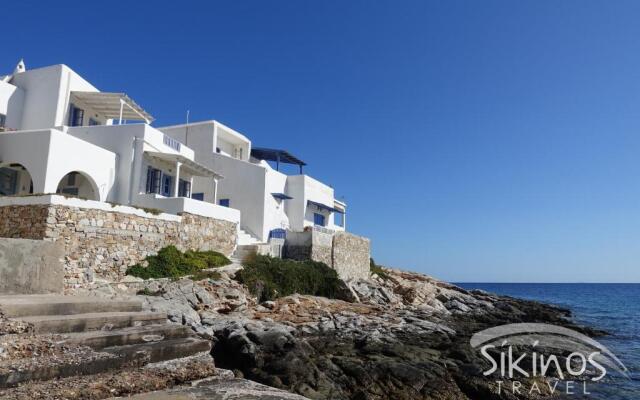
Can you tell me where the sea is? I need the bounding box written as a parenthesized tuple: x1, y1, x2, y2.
(456, 283, 640, 400)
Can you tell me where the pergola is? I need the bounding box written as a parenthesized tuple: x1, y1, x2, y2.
(70, 91, 154, 124)
(251, 147, 306, 174)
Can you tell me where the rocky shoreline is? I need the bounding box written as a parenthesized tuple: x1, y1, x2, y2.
(0, 264, 602, 399)
(120, 265, 600, 400)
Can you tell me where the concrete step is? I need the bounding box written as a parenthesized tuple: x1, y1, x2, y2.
(18, 311, 167, 334)
(61, 323, 193, 349)
(0, 353, 137, 388)
(102, 337, 212, 364)
(0, 295, 142, 317)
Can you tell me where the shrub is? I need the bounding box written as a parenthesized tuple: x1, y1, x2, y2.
(190, 270, 222, 281)
(234, 254, 349, 302)
(126, 246, 231, 280)
(136, 288, 165, 296)
(370, 258, 390, 280)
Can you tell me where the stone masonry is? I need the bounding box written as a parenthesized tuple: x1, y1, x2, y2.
(284, 229, 370, 280)
(0, 204, 237, 287)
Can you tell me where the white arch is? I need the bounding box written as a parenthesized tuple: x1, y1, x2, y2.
(55, 170, 100, 201)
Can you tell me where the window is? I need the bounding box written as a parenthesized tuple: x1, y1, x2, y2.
(146, 167, 162, 194)
(314, 213, 325, 226)
(335, 212, 344, 227)
(0, 113, 6, 128)
(89, 118, 100, 126)
(68, 104, 84, 127)
(162, 175, 172, 197)
(192, 193, 204, 201)
(178, 179, 191, 198)
(67, 172, 77, 186)
(0, 167, 18, 195)
(219, 198, 230, 207)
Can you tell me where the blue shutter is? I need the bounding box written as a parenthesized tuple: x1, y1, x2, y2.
(219, 199, 230, 207)
(314, 213, 325, 226)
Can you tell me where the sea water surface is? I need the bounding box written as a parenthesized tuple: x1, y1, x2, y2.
(456, 283, 640, 400)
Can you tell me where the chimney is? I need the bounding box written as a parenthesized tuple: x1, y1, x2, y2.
(13, 59, 26, 74)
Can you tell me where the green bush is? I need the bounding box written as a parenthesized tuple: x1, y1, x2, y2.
(370, 258, 390, 280)
(126, 246, 231, 280)
(234, 254, 349, 302)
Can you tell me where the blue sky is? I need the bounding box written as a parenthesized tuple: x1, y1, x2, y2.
(5, 1, 640, 282)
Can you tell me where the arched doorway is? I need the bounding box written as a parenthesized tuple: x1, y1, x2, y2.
(56, 171, 99, 200)
(0, 163, 33, 196)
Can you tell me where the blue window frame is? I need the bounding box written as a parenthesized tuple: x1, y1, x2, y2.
(219, 198, 230, 207)
(162, 175, 172, 197)
(146, 167, 162, 194)
(68, 104, 84, 127)
(192, 193, 204, 201)
(178, 179, 191, 198)
(0, 113, 6, 128)
(314, 213, 325, 226)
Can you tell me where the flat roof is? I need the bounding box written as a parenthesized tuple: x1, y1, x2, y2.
(251, 147, 306, 166)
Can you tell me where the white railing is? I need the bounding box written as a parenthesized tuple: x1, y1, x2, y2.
(163, 134, 182, 152)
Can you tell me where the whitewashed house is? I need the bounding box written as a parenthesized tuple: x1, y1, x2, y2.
(0, 61, 346, 246)
(0, 61, 238, 223)
(159, 121, 347, 244)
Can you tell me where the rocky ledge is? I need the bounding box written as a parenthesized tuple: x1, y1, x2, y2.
(100, 265, 600, 400)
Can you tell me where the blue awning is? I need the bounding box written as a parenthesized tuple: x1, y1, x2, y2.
(307, 200, 344, 214)
(272, 193, 293, 200)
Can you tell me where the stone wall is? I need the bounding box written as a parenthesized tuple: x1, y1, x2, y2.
(0, 204, 237, 287)
(331, 232, 370, 280)
(283, 229, 370, 280)
(0, 238, 64, 294)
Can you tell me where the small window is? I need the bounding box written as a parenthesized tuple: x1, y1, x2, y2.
(162, 175, 172, 197)
(314, 213, 325, 226)
(219, 198, 230, 207)
(0, 114, 6, 128)
(89, 118, 100, 126)
(178, 179, 191, 198)
(68, 104, 84, 127)
(192, 193, 204, 201)
(146, 167, 162, 194)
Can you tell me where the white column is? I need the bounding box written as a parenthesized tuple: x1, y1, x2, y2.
(118, 99, 124, 125)
(212, 177, 219, 204)
(173, 161, 181, 197)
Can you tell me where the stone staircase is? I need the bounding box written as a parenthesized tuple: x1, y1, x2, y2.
(0, 295, 211, 388)
(237, 228, 261, 246)
(231, 244, 259, 262)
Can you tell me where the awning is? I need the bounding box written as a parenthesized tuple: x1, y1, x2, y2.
(251, 147, 306, 173)
(145, 151, 223, 179)
(70, 91, 154, 123)
(307, 200, 344, 214)
(272, 193, 293, 200)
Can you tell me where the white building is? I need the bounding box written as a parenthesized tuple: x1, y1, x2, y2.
(0, 61, 346, 245)
(159, 121, 347, 244)
(0, 62, 237, 223)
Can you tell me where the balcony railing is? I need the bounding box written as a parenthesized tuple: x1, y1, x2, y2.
(163, 134, 182, 152)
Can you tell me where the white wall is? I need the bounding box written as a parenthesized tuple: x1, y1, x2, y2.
(0, 129, 116, 201)
(67, 124, 193, 204)
(263, 166, 291, 239)
(9, 65, 99, 131)
(0, 81, 24, 130)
